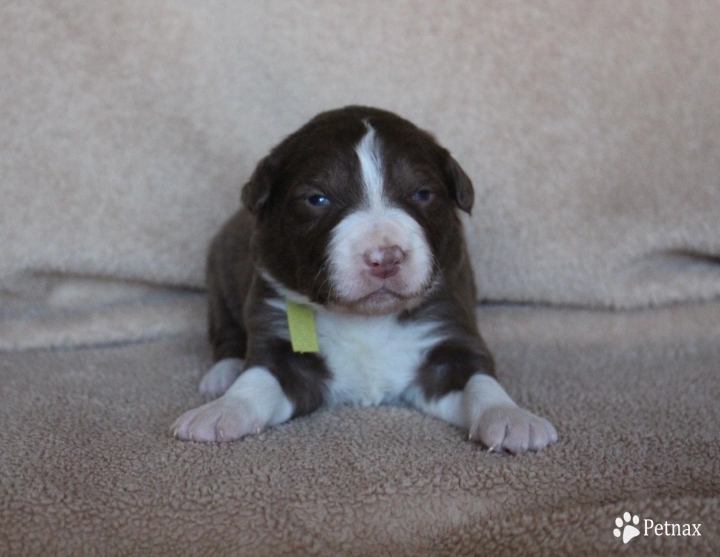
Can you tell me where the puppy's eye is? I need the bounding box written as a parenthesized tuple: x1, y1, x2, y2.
(307, 194, 330, 207)
(412, 189, 433, 202)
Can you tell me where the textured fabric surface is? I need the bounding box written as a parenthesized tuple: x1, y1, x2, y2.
(0, 274, 206, 351)
(2, 301, 719, 556)
(2, 2, 719, 554)
(2, 0, 720, 308)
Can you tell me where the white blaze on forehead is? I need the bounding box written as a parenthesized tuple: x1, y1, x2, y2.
(355, 123, 385, 209)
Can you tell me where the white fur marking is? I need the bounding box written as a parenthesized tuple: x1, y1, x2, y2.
(315, 310, 445, 407)
(404, 388, 466, 427)
(355, 124, 385, 210)
(261, 270, 319, 309)
(224, 367, 295, 426)
(198, 358, 244, 399)
(463, 374, 517, 426)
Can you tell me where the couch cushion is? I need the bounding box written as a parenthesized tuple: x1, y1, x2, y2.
(2, 1, 719, 307)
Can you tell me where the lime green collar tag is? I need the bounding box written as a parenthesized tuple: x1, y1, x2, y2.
(286, 300, 320, 353)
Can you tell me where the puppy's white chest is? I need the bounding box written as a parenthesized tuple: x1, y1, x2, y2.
(315, 312, 442, 406)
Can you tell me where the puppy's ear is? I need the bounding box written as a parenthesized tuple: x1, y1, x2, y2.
(445, 154, 474, 214)
(241, 157, 274, 214)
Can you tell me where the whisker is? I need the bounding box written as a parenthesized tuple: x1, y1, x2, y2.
(311, 260, 335, 301)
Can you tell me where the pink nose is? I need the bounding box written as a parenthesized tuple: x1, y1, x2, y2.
(363, 245, 405, 279)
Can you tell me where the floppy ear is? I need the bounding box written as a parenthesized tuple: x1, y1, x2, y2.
(240, 157, 274, 214)
(445, 154, 474, 214)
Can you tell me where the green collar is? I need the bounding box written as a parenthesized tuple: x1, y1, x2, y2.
(286, 300, 320, 353)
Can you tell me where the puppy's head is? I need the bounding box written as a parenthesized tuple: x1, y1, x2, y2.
(243, 106, 474, 315)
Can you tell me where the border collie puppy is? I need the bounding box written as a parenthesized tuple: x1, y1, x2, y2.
(172, 106, 557, 454)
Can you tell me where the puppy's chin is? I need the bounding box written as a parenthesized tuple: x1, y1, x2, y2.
(328, 287, 428, 316)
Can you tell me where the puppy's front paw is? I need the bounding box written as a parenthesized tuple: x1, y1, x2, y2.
(199, 358, 244, 399)
(171, 397, 265, 442)
(173, 366, 295, 443)
(470, 406, 557, 454)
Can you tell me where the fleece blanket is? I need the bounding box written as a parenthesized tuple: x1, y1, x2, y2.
(2, 3, 719, 555)
(2, 298, 719, 556)
(2, 0, 720, 309)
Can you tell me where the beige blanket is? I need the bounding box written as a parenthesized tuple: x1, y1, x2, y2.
(2, 2, 720, 555)
(2, 298, 718, 556)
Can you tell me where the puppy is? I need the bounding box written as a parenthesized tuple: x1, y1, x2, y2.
(172, 106, 557, 454)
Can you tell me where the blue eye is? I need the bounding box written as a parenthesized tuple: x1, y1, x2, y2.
(412, 189, 433, 202)
(307, 194, 330, 207)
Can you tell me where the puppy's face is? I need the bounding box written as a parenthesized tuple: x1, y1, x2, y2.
(242, 107, 474, 315)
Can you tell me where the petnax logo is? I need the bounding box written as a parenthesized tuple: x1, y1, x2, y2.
(613, 511, 702, 544)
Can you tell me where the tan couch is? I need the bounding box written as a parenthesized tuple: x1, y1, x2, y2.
(2, 2, 719, 555)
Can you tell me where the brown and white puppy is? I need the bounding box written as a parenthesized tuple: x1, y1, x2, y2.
(171, 106, 557, 454)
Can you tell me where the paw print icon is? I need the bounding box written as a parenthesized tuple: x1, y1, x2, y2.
(614, 512, 641, 544)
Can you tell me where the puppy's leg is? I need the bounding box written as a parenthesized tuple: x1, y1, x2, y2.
(202, 277, 245, 398)
(202, 212, 254, 398)
(174, 337, 330, 442)
(408, 374, 556, 454)
(172, 366, 294, 442)
(407, 341, 556, 454)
